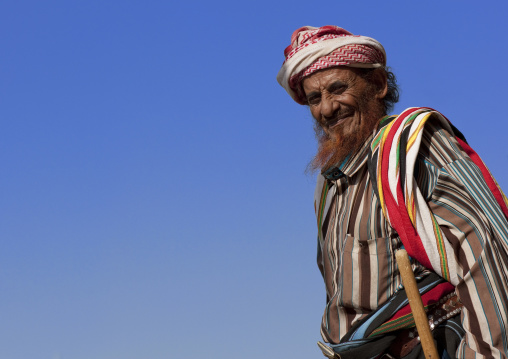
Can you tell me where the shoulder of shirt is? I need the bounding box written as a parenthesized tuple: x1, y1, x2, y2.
(416, 112, 470, 169)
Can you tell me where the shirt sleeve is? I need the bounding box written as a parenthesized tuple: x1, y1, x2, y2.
(421, 122, 508, 358)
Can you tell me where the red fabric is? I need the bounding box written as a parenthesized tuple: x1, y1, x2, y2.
(377, 107, 508, 335)
(288, 44, 385, 96)
(281, 25, 385, 104)
(380, 106, 508, 278)
(388, 282, 455, 322)
(455, 137, 508, 220)
(380, 108, 432, 269)
(284, 26, 353, 57)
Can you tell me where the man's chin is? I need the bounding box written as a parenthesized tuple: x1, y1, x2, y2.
(309, 115, 380, 173)
(308, 133, 357, 173)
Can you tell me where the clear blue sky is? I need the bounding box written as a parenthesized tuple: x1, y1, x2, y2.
(1, 1, 507, 358)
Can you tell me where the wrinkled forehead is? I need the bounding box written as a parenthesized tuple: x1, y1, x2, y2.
(302, 66, 356, 88)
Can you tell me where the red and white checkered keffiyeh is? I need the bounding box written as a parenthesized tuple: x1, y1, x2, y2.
(277, 26, 386, 104)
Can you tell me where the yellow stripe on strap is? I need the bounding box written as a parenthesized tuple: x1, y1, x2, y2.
(406, 112, 432, 152)
(377, 119, 398, 217)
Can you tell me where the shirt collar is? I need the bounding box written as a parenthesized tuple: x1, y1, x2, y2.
(320, 115, 397, 181)
(322, 134, 373, 181)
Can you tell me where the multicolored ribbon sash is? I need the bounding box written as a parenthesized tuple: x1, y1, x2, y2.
(368, 107, 508, 283)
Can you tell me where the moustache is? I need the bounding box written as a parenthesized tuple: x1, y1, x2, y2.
(322, 109, 355, 129)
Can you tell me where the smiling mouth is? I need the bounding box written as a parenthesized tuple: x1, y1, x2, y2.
(326, 114, 353, 129)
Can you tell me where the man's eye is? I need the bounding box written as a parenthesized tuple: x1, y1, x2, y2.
(307, 97, 320, 105)
(331, 85, 346, 94)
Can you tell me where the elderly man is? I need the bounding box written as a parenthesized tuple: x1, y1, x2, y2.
(277, 26, 508, 359)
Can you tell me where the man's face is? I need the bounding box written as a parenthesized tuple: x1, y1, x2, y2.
(302, 67, 382, 138)
(302, 66, 386, 171)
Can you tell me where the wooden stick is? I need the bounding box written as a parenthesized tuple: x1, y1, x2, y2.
(395, 249, 439, 359)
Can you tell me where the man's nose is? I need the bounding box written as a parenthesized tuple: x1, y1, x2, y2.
(320, 95, 338, 119)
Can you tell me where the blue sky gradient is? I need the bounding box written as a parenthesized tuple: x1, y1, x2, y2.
(1, 1, 507, 358)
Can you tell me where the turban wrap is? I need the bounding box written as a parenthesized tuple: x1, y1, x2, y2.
(277, 25, 387, 104)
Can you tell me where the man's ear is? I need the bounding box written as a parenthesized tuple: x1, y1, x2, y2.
(372, 68, 388, 99)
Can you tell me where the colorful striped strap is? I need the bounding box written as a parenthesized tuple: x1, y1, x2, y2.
(369, 107, 508, 281)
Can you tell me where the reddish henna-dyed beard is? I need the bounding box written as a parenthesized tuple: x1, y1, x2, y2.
(308, 96, 385, 173)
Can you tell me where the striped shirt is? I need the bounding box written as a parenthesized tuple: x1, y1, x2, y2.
(315, 117, 508, 358)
